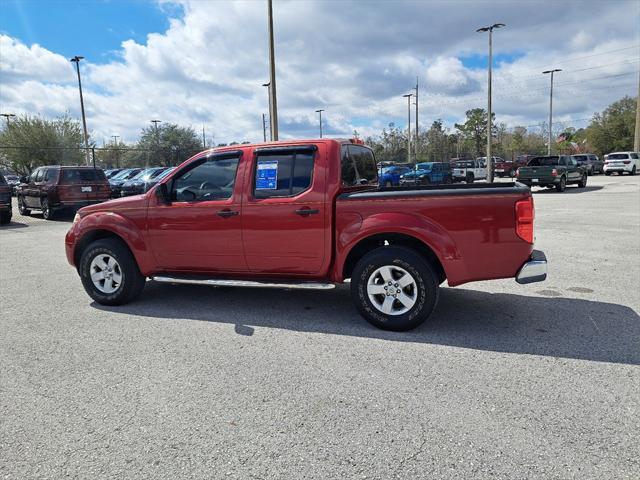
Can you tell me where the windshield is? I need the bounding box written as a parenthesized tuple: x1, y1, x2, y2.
(608, 153, 629, 160)
(528, 156, 561, 166)
(112, 169, 133, 180)
(155, 168, 175, 181)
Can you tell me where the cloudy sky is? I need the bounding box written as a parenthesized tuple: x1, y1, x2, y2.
(1, 0, 638, 145)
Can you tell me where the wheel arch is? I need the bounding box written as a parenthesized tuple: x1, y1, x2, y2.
(342, 232, 447, 285)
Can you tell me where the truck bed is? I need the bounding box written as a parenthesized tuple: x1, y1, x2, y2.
(335, 181, 533, 286)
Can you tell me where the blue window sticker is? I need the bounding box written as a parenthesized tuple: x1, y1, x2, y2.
(256, 161, 278, 189)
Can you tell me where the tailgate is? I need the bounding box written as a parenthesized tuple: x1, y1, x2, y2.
(58, 181, 111, 202)
(518, 166, 553, 179)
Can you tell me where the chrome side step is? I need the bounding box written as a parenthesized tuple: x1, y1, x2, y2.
(151, 275, 336, 290)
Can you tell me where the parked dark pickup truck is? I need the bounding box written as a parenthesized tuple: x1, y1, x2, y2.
(66, 138, 547, 331)
(516, 155, 587, 192)
(0, 172, 12, 224)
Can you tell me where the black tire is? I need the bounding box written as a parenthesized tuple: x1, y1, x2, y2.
(630, 166, 637, 176)
(0, 210, 11, 225)
(41, 197, 54, 220)
(420, 177, 431, 186)
(18, 196, 30, 216)
(79, 238, 146, 306)
(555, 176, 566, 192)
(605, 171, 611, 176)
(466, 173, 474, 184)
(350, 246, 439, 331)
(577, 173, 587, 188)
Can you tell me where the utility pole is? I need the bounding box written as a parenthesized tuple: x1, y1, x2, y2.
(70, 56, 90, 166)
(477, 23, 505, 182)
(202, 124, 206, 149)
(262, 113, 268, 142)
(315, 109, 325, 138)
(403, 93, 413, 164)
(112, 135, 120, 168)
(543, 69, 561, 155)
(267, 0, 279, 140)
(634, 67, 640, 152)
(262, 82, 272, 141)
(1, 113, 16, 128)
(413, 76, 419, 161)
(151, 119, 161, 167)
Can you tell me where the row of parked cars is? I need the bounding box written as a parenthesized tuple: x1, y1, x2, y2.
(377, 151, 638, 188)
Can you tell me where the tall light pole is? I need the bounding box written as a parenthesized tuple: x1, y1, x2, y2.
(315, 109, 325, 138)
(403, 93, 413, 164)
(543, 69, 562, 155)
(413, 76, 419, 161)
(477, 23, 505, 182)
(151, 119, 161, 167)
(262, 113, 268, 142)
(202, 124, 206, 149)
(267, 0, 279, 141)
(70, 55, 90, 165)
(634, 67, 639, 152)
(262, 82, 272, 141)
(112, 135, 120, 168)
(1, 113, 16, 128)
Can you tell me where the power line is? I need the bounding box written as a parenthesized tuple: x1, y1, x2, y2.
(515, 44, 640, 72)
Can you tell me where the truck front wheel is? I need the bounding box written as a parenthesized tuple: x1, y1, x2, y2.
(79, 238, 146, 306)
(351, 246, 439, 331)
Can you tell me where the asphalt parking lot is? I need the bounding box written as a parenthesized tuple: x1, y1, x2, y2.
(1, 174, 639, 479)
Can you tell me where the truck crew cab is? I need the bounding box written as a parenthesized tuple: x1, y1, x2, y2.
(66, 139, 547, 331)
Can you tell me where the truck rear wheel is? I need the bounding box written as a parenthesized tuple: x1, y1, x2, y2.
(351, 246, 439, 331)
(79, 238, 146, 306)
(577, 173, 587, 188)
(555, 176, 566, 192)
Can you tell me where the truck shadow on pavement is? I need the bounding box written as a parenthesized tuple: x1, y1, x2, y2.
(532, 185, 603, 194)
(92, 283, 640, 365)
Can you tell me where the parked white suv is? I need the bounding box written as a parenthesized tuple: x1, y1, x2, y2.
(453, 159, 487, 183)
(603, 152, 639, 175)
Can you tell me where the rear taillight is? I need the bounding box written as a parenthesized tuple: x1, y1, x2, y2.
(515, 197, 534, 244)
(551, 169, 558, 177)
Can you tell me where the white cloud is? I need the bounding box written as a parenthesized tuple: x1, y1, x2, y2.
(0, 0, 638, 144)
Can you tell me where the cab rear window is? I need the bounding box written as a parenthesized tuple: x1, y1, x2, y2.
(60, 169, 106, 183)
(341, 145, 377, 186)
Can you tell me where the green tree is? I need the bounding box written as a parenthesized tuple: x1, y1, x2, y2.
(586, 96, 636, 156)
(0, 114, 87, 175)
(455, 108, 496, 158)
(129, 123, 203, 167)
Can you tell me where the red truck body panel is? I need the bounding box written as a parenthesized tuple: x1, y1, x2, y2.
(66, 139, 535, 287)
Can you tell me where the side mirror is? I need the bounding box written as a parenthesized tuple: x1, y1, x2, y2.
(19, 176, 28, 184)
(156, 183, 171, 205)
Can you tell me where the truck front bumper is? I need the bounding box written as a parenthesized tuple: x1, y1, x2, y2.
(516, 249, 547, 284)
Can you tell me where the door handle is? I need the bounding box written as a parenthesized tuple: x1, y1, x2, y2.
(217, 210, 239, 218)
(295, 208, 319, 216)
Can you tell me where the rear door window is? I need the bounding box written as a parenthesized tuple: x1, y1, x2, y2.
(254, 151, 314, 198)
(61, 169, 107, 183)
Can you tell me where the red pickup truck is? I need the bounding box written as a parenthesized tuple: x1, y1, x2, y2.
(65, 139, 547, 331)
